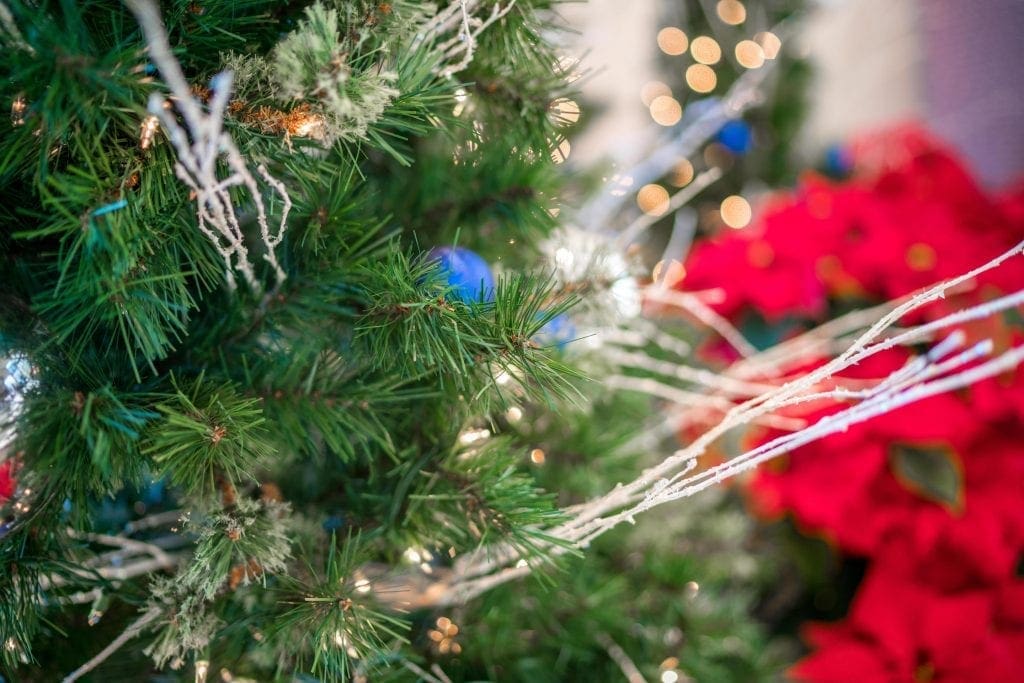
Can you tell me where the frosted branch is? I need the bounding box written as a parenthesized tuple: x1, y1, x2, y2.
(431, 242, 1024, 603)
(418, 0, 518, 78)
(127, 0, 291, 292)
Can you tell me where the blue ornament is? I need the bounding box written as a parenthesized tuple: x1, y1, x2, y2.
(533, 312, 575, 350)
(716, 120, 753, 155)
(322, 514, 346, 532)
(427, 246, 495, 302)
(825, 143, 852, 176)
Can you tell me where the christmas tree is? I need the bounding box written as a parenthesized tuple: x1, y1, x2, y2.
(3, 1, 1023, 682)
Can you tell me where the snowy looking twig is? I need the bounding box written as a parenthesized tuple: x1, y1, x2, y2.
(431, 240, 1024, 605)
(127, 0, 291, 293)
(416, 0, 518, 78)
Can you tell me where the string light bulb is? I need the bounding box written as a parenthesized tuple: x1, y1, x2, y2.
(685, 64, 717, 93)
(735, 40, 765, 69)
(139, 115, 159, 150)
(640, 81, 672, 106)
(649, 95, 682, 126)
(669, 159, 694, 187)
(689, 36, 722, 65)
(716, 0, 746, 25)
(195, 660, 210, 683)
(656, 27, 689, 56)
(11, 96, 26, 127)
(637, 184, 670, 216)
(720, 195, 752, 228)
(754, 31, 782, 59)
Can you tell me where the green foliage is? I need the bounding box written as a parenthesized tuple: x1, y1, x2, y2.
(403, 438, 567, 559)
(144, 375, 272, 495)
(2, 0, 585, 678)
(271, 534, 409, 681)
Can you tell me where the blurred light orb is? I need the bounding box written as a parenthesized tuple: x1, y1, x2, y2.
(669, 159, 694, 187)
(550, 97, 580, 125)
(650, 95, 683, 126)
(641, 80, 672, 106)
(657, 27, 689, 56)
(721, 195, 752, 228)
(735, 40, 765, 69)
(637, 184, 671, 216)
(754, 31, 782, 59)
(551, 137, 571, 164)
(716, 0, 746, 25)
(685, 64, 717, 93)
(690, 36, 722, 64)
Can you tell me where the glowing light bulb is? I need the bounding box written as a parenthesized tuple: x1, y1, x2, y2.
(669, 159, 694, 187)
(754, 31, 782, 59)
(720, 195, 752, 228)
(685, 64, 717, 93)
(716, 0, 746, 25)
(637, 184, 670, 216)
(735, 40, 765, 69)
(657, 27, 689, 56)
(649, 95, 682, 126)
(640, 81, 672, 106)
(690, 36, 722, 65)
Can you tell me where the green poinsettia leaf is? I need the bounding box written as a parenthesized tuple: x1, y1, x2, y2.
(888, 443, 964, 513)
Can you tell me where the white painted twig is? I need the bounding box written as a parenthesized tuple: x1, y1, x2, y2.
(127, 0, 291, 292)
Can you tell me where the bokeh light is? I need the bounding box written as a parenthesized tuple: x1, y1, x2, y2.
(721, 195, 752, 228)
(640, 80, 672, 106)
(716, 0, 746, 25)
(754, 31, 782, 59)
(669, 159, 694, 187)
(637, 184, 671, 216)
(735, 40, 765, 69)
(685, 64, 717, 93)
(657, 27, 689, 56)
(650, 95, 683, 125)
(550, 97, 581, 125)
(690, 36, 722, 65)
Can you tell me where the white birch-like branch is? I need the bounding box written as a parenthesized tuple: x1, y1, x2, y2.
(126, 0, 290, 292)
(435, 241, 1024, 603)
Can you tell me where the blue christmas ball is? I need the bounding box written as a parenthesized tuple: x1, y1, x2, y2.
(533, 312, 575, 350)
(825, 143, 853, 176)
(322, 514, 346, 532)
(427, 246, 495, 302)
(716, 120, 753, 155)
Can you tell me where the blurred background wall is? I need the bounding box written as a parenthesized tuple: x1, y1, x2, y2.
(563, 0, 1024, 187)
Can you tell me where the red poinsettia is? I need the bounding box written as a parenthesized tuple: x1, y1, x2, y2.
(750, 347, 1024, 589)
(792, 564, 1024, 683)
(680, 126, 1024, 324)
(0, 459, 15, 502)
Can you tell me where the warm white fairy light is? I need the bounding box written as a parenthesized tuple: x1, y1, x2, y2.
(139, 115, 159, 150)
(656, 27, 689, 56)
(754, 31, 782, 59)
(11, 96, 26, 127)
(529, 448, 546, 464)
(649, 95, 682, 126)
(689, 36, 721, 65)
(661, 671, 680, 683)
(550, 97, 581, 125)
(716, 0, 746, 25)
(194, 660, 210, 683)
(637, 184, 670, 216)
(685, 64, 717, 93)
(640, 81, 672, 106)
(735, 40, 765, 69)
(720, 195, 752, 228)
(458, 427, 491, 445)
